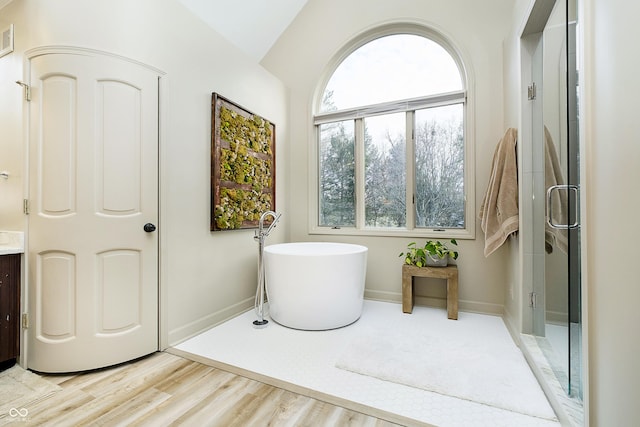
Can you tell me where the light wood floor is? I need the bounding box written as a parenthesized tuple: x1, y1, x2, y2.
(22, 352, 404, 426)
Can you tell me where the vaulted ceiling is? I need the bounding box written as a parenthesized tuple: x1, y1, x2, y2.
(0, 0, 309, 62)
(177, 0, 309, 62)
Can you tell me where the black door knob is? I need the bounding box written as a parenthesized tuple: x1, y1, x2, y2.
(143, 223, 156, 232)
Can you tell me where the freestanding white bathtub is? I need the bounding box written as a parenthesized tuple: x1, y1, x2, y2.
(264, 242, 368, 330)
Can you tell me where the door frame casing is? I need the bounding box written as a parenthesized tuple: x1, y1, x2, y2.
(19, 46, 168, 368)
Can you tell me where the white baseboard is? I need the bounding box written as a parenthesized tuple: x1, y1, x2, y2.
(502, 305, 522, 346)
(545, 310, 569, 325)
(364, 289, 402, 303)
(364, 290, 503, 316)
(169, 290, 505, 347)
(167, 297, 253, 347)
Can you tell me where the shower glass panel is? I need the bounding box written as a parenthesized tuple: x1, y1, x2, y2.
(534, 0, 582, 400)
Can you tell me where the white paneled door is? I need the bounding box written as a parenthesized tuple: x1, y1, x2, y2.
(27, 52, 159, 372)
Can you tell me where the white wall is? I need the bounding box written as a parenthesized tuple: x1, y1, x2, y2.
(0, 2, 25, 230)
(582, 0, 640, 423)
(262, 0, 515, 313)
(0, 0, 289, 347)
(501, 0, 532, 335)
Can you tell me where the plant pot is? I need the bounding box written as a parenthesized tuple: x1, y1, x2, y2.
(426, 254, 448, 267)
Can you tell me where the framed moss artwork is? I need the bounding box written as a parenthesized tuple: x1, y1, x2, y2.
(211, 93, 276, 231)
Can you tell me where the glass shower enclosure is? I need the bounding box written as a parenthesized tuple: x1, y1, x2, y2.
(530, 0, 582, 402)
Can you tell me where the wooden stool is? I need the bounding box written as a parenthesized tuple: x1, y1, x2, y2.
(402, 264, 458, 319)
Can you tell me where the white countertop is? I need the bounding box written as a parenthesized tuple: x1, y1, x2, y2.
(0, 231, 24, 255)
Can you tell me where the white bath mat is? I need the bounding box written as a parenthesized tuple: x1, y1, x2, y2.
(335, 323, 556, 420)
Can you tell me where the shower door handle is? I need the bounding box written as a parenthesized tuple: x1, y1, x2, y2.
(546, 185, 579, 229)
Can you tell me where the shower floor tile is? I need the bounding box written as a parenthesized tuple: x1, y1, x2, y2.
(172, 300, 560, 427)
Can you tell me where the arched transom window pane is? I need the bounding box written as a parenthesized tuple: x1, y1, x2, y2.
(321, 34, 463, 112)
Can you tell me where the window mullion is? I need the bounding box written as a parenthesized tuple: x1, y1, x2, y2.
(405, 111, 415, 231)
(355, 118, 365, 229)
(314, 90, 466, 125)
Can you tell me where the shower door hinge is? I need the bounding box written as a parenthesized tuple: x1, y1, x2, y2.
(23, 199, 30, 215)
(22, 313, 29, 329)
(529, 292, 537, 309)
(528, 82, 537, 100)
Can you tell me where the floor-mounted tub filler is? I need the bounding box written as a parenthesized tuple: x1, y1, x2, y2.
(264, 242, 368, 330)
(253, 211, 282, 328)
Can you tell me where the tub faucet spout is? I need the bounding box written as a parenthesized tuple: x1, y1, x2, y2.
(254, 210, 281, 241)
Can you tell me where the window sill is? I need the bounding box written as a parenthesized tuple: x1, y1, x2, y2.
(309, 226, 475, 240)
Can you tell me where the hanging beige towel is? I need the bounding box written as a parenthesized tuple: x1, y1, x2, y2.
(544, 126, 568, 254)
(480, 128, 519, 257)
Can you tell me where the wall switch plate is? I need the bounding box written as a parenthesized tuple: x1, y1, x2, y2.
(0, 24, 14, 58)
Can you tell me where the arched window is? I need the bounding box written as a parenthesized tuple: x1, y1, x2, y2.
(312, 28, 473, 238)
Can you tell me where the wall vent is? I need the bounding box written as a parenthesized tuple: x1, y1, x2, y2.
(0, 24, 14, 58)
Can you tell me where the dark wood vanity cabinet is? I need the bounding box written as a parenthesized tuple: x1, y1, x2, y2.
(0, 254, 20, 364)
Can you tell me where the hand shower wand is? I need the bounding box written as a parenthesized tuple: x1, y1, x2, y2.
(253, 211, 281, 328)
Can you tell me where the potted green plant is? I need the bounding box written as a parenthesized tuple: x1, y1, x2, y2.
(399, 239, 459, 267)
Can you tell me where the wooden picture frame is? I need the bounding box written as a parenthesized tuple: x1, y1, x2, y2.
(211, 93, 276, 231)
